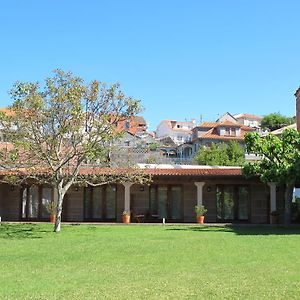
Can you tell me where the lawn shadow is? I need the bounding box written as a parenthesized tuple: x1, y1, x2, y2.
(0, 224, 51, 239)
(167, 225, 300, 235)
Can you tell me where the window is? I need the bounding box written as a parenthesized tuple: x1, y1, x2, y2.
(216, 185, 249, 221)
(84, 185, 117, 220)
(149, 185, 183, 220)
(21, 186, 53, 220)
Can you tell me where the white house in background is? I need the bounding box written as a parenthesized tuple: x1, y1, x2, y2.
(156, 119, 196, 145)
(233, 113, 262, 128)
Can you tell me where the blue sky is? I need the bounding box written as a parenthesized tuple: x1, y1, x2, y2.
(0, 0, 299, 130)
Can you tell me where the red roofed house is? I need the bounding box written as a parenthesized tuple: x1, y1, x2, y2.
(0, 163, 284, 224)
(117, 116, 147, 135)
(233, 113, 263, 129)
(189, 120, 255, 156)
(177, 113, 257, 160)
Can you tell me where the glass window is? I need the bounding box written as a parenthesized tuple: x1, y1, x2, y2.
(150, 185, 183, 220)
(28, 186, 39, 218)
(41, 187, 52, 218)
(106, 186, 116, 219)
(150, 186, 157, 215)
(84, 186, 116, 220)
(92, 186, 103, 219)
(238, 187, 249, 220)
(157, 186, 168, 219)
(217, 185, 249, 221)
(22, 188, 28, 219)
(170, 186, 182, 220)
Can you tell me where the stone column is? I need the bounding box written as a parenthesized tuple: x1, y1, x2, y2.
(123, 182, 133, 212)
(194, 182, 205, 206)
(268, 182, 277, 216)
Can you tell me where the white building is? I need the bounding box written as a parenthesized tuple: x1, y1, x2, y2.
(233, 113, 262, 128)
(155, 119, 196, 145)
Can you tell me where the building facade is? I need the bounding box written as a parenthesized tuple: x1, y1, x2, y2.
(0, 165, 284, 224)
(155, 119, 196, 146)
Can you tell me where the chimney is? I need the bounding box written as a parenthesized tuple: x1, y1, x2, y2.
(295, 87, 300, 131)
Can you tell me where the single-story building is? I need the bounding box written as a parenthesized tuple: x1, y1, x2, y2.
(0, 164, 287, 224)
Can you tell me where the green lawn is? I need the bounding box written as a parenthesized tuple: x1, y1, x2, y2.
(1, 224, 300, 299)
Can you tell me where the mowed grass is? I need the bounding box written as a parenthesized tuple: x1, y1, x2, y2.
(1, 224, 300, 299)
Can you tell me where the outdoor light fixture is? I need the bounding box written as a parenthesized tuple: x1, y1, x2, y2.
(206, 186, 212, 192)
(75, 186, 79, 192)
(139, 186, 145, 192)
(10, 186, 15, 192)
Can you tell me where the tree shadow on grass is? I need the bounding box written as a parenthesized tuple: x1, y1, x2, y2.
(167, 225, 300, 235)
(0, 224, 51, 239)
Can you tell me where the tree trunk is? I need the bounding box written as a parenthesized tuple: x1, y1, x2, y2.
(54, 188, 65, 232)
(284, 183, 293, 226)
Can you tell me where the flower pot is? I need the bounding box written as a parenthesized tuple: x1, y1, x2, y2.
(196, 215, 205, 224)
(50, 214, 56, 224)
(122, 215, 130, 224)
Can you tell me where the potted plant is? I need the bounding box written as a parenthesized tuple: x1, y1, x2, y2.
(270, 210, 279, 224)
(122, 211, 131, 224)
(195, 205, 207, 224)
(46, 201, 57, 224)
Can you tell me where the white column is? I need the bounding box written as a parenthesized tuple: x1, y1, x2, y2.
(123, 182, 133, 212)
(268, 182, 277, 212)
(194, 182, 205, 206)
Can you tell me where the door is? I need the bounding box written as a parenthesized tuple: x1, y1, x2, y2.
(151, 185, 183, 221)
(217, 185, 249, 222)
(21, 186, 53, 220)
(84, 185, 117, 221)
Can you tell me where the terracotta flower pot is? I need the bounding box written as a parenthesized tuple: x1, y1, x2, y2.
(122, 215, 130, 224)
(196, 215, 205, 224)
(50, 214, 56, 224)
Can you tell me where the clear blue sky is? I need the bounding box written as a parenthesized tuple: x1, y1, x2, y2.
(0, 0, 299, 130)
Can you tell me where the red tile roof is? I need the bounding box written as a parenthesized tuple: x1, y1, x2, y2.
(0, 142, 14, 151)
(195, 122, 218, 128)
(0, 108, 15, 116)
(143, 168, 242, 176)
(234, 113, 263, 120)
(217, 121, 241, 127)
(0, 166, 243, 177)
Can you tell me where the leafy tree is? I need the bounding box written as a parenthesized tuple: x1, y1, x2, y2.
(0, 70, 150, 232)
(261, 112, 295, 131)
(194, 141, 245, 166)
(244, 129, 300, 225)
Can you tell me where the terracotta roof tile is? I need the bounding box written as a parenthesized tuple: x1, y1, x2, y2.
(234, 113, 263, 120)
(0, 166, 242, 177)
(217, 121, 241, 127)
(0, 108, 14, 116)
(195, 122, 218, 128)
(199, 127, 253, 141)
(143, 168, 242, 176)
(0, 142, 14, 151)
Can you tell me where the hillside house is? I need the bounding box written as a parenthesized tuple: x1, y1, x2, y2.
(156, 119, 196, 146)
